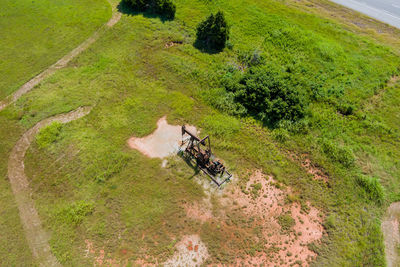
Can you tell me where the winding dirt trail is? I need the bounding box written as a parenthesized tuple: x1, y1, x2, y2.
(7, 107, 91, 266)
(0, 2, 121, 112)
(382, 202, 400, 267)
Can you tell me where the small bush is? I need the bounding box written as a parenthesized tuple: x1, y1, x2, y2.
(36, 122, 63, 148)
(196, 11, 230, 51)
(356, 175, 385, 204)
(123, 0, 176, 19)
(337, 102, 355, 116)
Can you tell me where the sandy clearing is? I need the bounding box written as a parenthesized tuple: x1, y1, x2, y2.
(221, 170, 324, 266)
(382, 202, 400, 267)
(7, 107, 91, 266)
(127, 116, 197, 158)
(164, 235, 209, 267)
(0, 0, 121, 112)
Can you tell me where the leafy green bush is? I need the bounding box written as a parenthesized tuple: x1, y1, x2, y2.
(123, 0, 176, 19)
(36, 122, 63, 148)
(356, 176, 385, 204)
(223, 65, 307, 124)
(54, 201, 94, 226)
(196, 11, 230, 51)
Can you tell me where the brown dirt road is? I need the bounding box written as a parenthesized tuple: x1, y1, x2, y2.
(382, 202, 400, 267)
(7, 107, 91, 266)
(0, 1, 121, 112)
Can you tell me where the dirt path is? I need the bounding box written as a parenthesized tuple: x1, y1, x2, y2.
(382, 202, 400, 267)
(7, 107, 91, 266)
(0, 2, 121, 112)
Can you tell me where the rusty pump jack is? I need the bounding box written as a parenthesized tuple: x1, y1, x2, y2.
(181, 125, 232, 186)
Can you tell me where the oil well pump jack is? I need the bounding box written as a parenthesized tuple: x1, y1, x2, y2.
(181, 125, 232, 186)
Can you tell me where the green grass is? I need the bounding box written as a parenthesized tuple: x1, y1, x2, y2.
(0, 0, 111, 99)
(0, 0, 400, 265)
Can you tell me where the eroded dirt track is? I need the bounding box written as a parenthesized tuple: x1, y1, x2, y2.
(0, 3, 121, 112)
(382, 202, 400, 267)
(7, 107, 91, 266)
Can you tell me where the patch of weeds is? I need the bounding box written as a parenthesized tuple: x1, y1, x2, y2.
(200, 113, 240, 138)
(320, 138, 355, 167)
(277, 212, 295, 233)
(36, 122, 63, 148)
(286, 193, 300, 204)
(53, 201, 94, 226)
(250, 182, 262, 198)
(355, 175, 385, 204)
(323, 214, 336, 233)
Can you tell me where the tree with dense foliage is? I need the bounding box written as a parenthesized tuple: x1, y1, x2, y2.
(196, 11, 230, 51)
(223, 65, 307, 124)
(123, 0, 176, 19)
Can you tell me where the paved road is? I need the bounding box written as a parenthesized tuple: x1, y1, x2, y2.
(329, 0, 400, 29)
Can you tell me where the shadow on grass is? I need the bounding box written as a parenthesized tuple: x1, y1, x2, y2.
(193, 39, 223, 55)
(117, 1, 173, 22)
(177, 150, 201, 180)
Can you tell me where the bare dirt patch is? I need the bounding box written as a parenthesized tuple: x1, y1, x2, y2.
(127, 116, 196, 158)
(220, 170, 324, 266)
(164, 41, 183, 48)
(164, 235, 209, 267)
(382, 202, 400, 267)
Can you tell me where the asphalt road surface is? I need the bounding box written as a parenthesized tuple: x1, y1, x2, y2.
(329, 0, 400, 29)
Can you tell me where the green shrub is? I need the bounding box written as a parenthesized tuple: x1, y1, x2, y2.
(196, 11, 230, 51)
(356, 175, 385, 204)
(123, 0, 176, 19)
(337, 102, 355, 116)
(36, 122, 63, 148)
(54, 201, 94, 226)
(224, 65, 307, 124)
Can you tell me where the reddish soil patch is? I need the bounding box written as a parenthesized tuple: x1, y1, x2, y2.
(221, 170, 324, 266)
(127, 116, 196, 158)
(183, 199, 213, 223)
(164, 235, 209, 266)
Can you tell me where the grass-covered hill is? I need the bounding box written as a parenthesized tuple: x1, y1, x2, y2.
(0, 0, 399, 265)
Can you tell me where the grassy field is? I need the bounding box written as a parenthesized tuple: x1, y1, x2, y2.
(1, 0, 400, 265)
(0, 0, 111, 99)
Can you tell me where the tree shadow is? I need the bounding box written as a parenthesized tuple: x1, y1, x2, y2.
(117, 1, 173, 22)
(193, 39, 223, 55)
